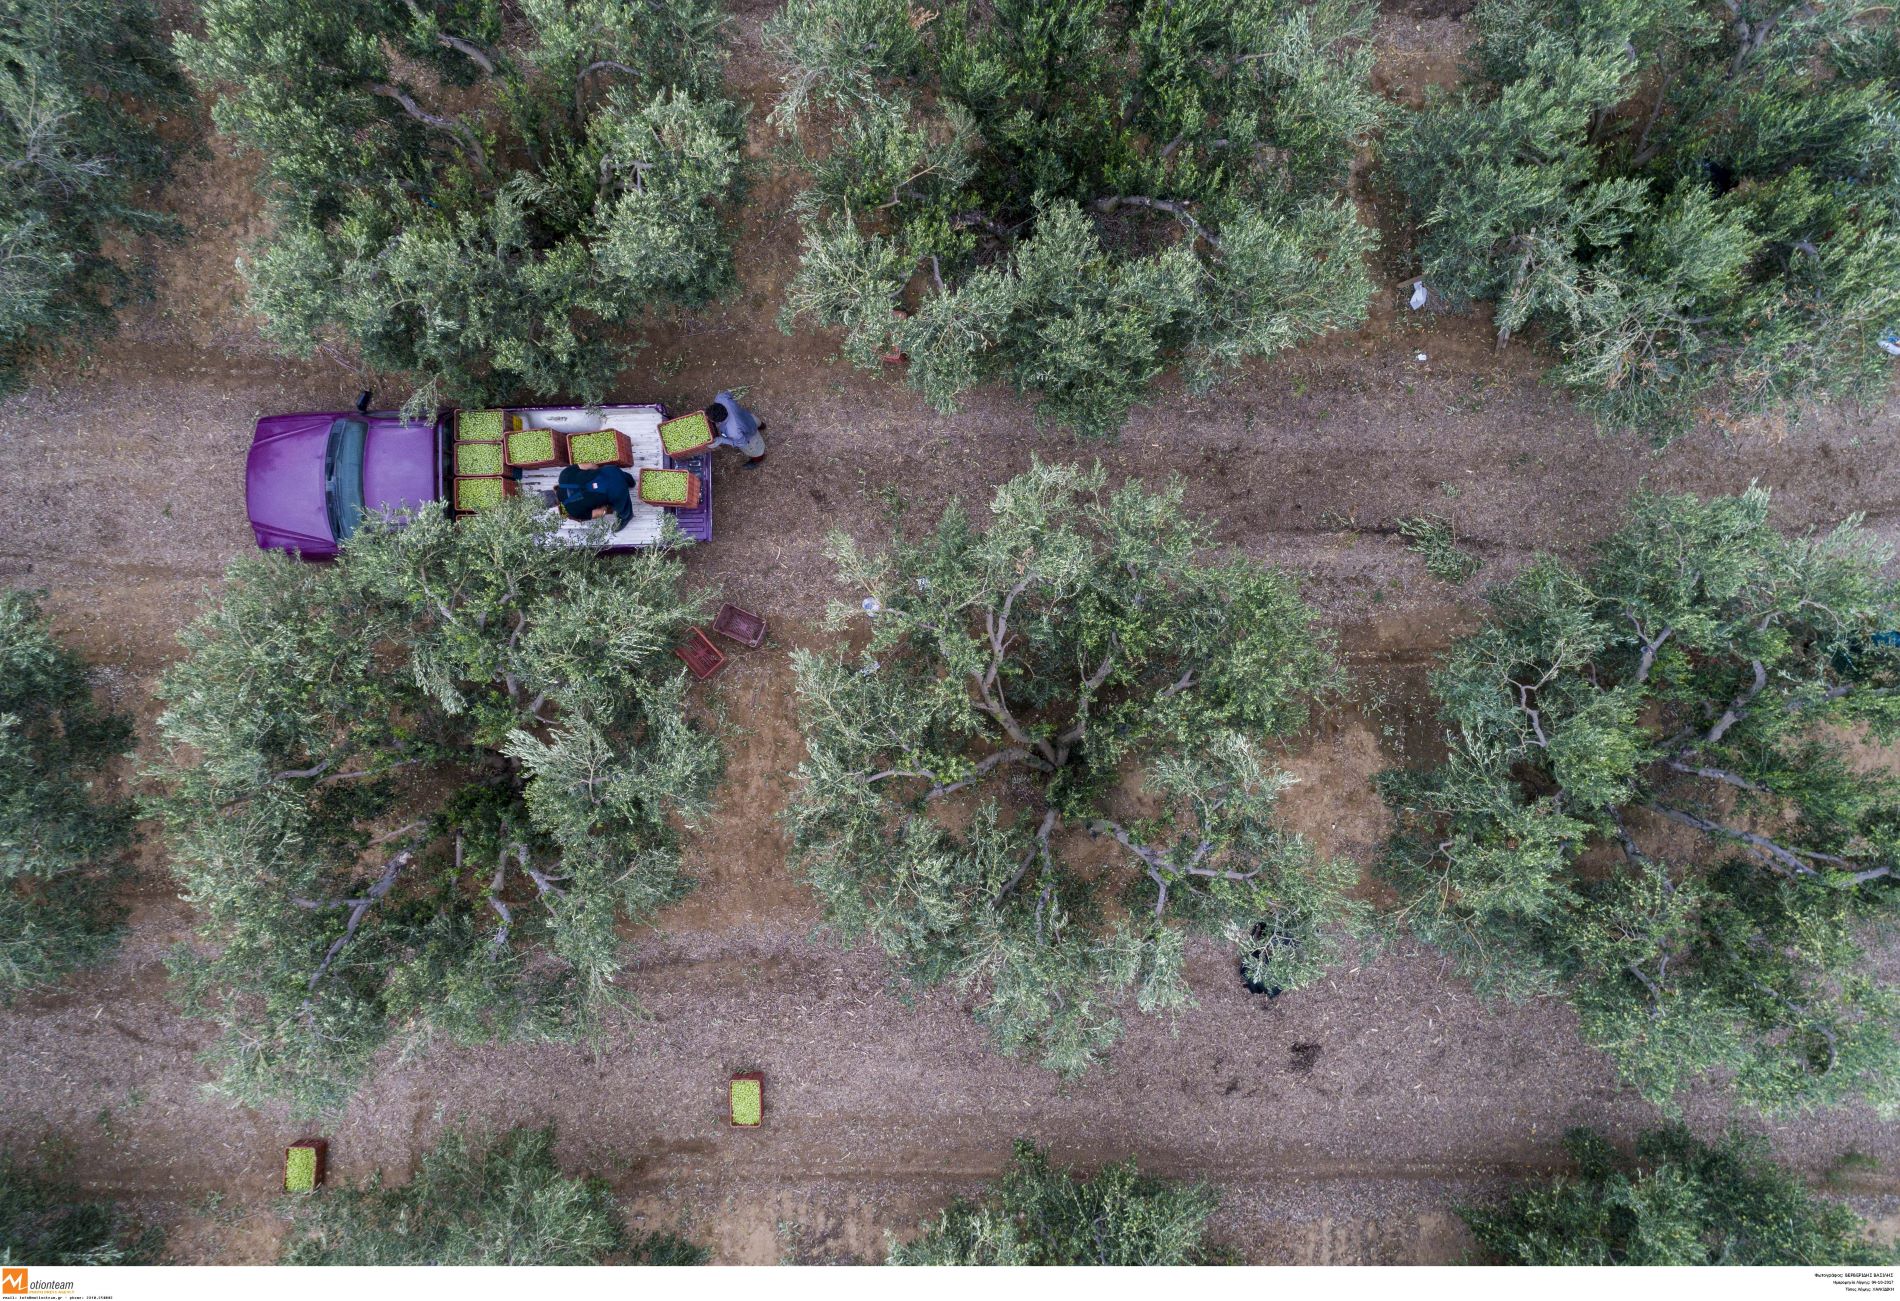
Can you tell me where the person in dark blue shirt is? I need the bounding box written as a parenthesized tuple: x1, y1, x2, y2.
(555, 462, 634, 529)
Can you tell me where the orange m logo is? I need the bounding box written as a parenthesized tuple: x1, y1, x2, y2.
(2, 1267, 26, 1295)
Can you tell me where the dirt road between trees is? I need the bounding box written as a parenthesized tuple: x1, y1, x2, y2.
(3, 3, 1899, 1265)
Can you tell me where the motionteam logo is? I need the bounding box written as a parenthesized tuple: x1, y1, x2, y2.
(2, 1271, 75, 1296)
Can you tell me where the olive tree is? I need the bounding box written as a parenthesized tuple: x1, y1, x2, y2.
(1463, 1126, 1891, 1265)
(0, 0, 186, 393)
(180, 0, 743, 411)
(1, 1152, 161, 1266)
(1384, 487, 1900, 1113)
(888, 1141, 1219, 1265)
(154, 506, 720, 1113)
(1387, 0, 1900, 441)
(0, 590, 134, 998)
(789, 461, 1363, 1074)
(282, 1126, 705, 1265)
(767, 0, 1382, 437)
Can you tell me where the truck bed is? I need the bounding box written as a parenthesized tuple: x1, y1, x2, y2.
(508, 404, 712, 546)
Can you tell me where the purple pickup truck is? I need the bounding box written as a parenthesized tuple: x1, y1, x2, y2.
(245, 402, 713, 559)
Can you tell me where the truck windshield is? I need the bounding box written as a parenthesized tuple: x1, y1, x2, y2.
(324, 417, 367, 543)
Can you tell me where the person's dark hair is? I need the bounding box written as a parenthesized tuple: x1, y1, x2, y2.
(705, 403, 728, 423)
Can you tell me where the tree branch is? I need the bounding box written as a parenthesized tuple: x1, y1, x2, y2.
(437, 31, 497, 74)
(1647, 802, 1828, 879)
(926, 747, 1036, 800)
(1629, 67, 1674, 166)
(400, 0, 499, 74)
(1702, 659, 1767, 747)
(1626, 961, 1665, 1014)
(370, 83, 487, 171)
(270, 755, 340, 782)
(1181, 863, 1259, 882)
(305, 849, 414, 995)
(518, 844, 566, 902)
(1089, 817, 1167, 871)
(487, 850, 512, 954)
(368, 819, 427, 847)
(1665, 758, 1770, 794)
(859, 767, 939, 785)
(1054, 646, 1118, 761)
(1631, 621, 1673, 686)
(1092, 195, 1223, 252)
(575, 60, 640, 116)
(973, 573, 1051, 761)
(1034, 880, 1056, 946)
(1155, 668, 1196, 700)
(1745, 974, 1839, 1073)
(992, 809, 1058, 907)
(319, 757, 428, 785)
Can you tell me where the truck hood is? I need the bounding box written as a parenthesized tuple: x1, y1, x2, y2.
(246, 412, 439, 557)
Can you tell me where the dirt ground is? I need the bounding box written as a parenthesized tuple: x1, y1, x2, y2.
(4, 0, 1900, 1267)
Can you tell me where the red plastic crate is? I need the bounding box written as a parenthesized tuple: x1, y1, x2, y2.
(675, 627, 726, 680)
(452, 475, 516, 514)
(658, 410, 716, 457)
(711, 603, 766, 648)
(566, 428, 633, 467)
(503, 427, 568, 470)
(285, 1137, 328, 1190)
(638, 467, 702, 509)
(729, 1071, 763, 1127)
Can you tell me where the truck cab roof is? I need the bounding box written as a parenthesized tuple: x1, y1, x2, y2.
(245, 412, 441, 557)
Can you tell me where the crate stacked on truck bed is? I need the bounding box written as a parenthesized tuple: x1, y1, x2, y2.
(505, 426, 567, 469)
(638, 467, 700, 508)
(453, 409, 508, 514)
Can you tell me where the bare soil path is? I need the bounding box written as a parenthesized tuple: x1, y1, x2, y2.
(2, 2, 1898, 1266)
